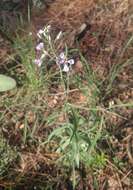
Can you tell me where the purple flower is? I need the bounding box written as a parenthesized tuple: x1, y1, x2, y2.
(56, 52, 75, 72)
(36, 42, 44, 51)
(59, 52, 66, 60)
(34, 59, 42, 67)
(56, 52, 66, 66)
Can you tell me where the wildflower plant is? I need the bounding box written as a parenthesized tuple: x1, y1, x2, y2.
(33, 25, 75, 94)
(13, 24, 75, 92)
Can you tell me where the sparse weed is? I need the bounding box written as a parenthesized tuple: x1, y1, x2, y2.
(22, 112, 39, 144)
(44, 103, 106, 187)
(105, 35, 133, 95)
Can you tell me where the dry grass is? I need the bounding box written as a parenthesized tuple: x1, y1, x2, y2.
(32, 0, 133, 33)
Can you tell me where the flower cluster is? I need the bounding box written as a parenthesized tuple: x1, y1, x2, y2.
(34, 42, 47, 67)
(56, 52, 74, 72)
(34, 26, 75, 72)
(34, 26, 51, 67)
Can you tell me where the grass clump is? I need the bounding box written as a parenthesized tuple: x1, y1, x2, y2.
(0, 135, 17, 176)
(13, 34, 40, 90)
